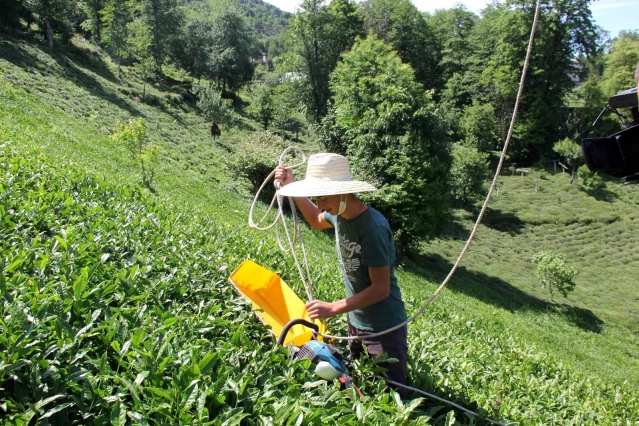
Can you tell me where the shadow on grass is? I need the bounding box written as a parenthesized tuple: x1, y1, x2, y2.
(407, 252, 603, 333)
(434, 214, 470, 241)
(50, 53, 144, 117)
(581, 186, 618, 202)
(1, 36, 144, 118)
(480, 207, 527, 234)
(439, 207, 526, 241)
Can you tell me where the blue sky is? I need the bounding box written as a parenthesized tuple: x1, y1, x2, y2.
(265, 0, 638, 38)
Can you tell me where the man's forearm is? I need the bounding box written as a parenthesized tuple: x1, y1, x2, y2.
(292, 197, 325, 229)
(331, 285, 390, 316)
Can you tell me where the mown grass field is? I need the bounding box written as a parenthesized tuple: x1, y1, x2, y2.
(1, 35, 638, 424)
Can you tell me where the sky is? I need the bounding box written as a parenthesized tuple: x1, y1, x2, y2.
(264, 0, 639, 38)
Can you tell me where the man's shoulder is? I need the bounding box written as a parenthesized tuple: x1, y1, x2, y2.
(364, 207, 390, 229)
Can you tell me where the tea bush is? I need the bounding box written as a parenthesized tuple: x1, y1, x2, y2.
(0, 144, 431, 425)
(3, 142, 638, 425)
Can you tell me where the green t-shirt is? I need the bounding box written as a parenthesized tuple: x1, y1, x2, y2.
(324, 207, 407, 332)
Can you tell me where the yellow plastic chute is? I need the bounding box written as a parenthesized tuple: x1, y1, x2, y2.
(228, 260, 327, 346)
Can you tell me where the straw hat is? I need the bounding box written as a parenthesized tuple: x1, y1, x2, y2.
(277, 153, 377, 197)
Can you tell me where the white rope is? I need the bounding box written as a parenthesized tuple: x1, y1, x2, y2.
(317, 0, 543, 341)
(248, 146, 315, 300)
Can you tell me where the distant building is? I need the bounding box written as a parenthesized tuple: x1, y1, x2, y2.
(251, 52, 269, 71)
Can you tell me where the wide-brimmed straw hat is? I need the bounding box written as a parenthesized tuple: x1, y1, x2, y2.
(277, 153, 377, 197)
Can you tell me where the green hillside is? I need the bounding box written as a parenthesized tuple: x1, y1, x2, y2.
(2, 36, 639, 424)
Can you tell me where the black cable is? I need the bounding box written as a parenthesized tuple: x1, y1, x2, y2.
(378, 376, 511, 426)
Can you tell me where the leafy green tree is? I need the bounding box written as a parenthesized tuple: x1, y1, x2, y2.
(280, 0, 363, 123)
(553, 137, 582, 183)
(330, 34, 450, 251)
(458, 0, 598, 162)
(601, 32, 639, 96)
(449, 144, 490, 205)
(23, 0, 74, 47)
(128, 18, 155, 100)
(174, 18, 214, 82)
(430, 6, 479, 109)
(80, 0, 105, 42)
(101, 0, 132, 75)
(139, 0, 184, 73)
(208, 7, 256, 92)
(110, 118, 159, 189)
(427, 6, 478, 89)
(531, 251, 577, 301)
(460, 102, 500, 152)
(361, 0, 440, 91)
(193, 85, 236, 129)
(247, 81, 275, 129)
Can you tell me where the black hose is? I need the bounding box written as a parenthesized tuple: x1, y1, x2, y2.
(379, 377, 510, 426)
(277, 318, 319, 346)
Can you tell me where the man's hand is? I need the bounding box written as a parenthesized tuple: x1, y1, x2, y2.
(305, 299, 336, 319)
(274, 164, 294, 186)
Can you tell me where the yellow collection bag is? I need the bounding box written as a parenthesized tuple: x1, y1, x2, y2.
(228, 260, 327, 346)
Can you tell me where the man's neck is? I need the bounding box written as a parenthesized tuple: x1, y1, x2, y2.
(341, 195, 367, 220)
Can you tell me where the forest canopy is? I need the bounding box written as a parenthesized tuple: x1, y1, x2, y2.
(1, 0, 637, 251)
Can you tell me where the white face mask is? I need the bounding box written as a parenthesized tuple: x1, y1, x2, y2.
(337, 194, 347, 215)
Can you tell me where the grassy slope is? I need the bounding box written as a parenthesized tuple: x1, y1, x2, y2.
(2, 36, 638, 422)
(416, 166, 639, 384)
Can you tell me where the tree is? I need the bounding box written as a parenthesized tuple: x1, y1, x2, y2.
(80, 0, 105, 42)
(128, 18, 155, 100)
(427, 6, 478, 88)
(449, 144, 490, 205)
(139, 0, 183, 73)
(553, 137, 582, 183)
(280, 0, 363, 123)
(330, 34, 450, 251)
(600, 32, 639, 96)
(361, 0, 440, 91)
(531, 251, 577, 301)
(247, 81, 275, 129)
(429, 6, 480, 110)
(101, 0, 132, 76)
(208, 7, 257, 92)
(23, 0, 74, 47)
(173, 18, 214, 82)
(460, 102, 500, 152)
(193, 85, 236, 130)
(457, 0, 598, 163)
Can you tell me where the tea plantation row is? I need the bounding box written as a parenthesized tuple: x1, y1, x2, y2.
(2, 140, 638, 424)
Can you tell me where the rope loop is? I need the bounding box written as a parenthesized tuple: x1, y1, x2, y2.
(248, 146, 314, 300)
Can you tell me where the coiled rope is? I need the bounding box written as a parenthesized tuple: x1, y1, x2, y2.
(248, 146, 315, 300)
(249, 0, 543, 343)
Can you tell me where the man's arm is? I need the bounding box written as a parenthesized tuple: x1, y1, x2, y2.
(305, 265, 391, 319)
(292, 197, 333, 230)
(274, 164, 332, 230)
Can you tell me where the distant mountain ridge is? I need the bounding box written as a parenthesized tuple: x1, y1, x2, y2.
(238, 0, 292, 39)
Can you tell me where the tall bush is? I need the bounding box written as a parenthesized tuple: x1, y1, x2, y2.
(329, 34, 450, 252)
(110, 117, 159, 189)
(193, 85, 236, 128)
(531, 251, 577, 301)
(449, 144, 489, 205)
